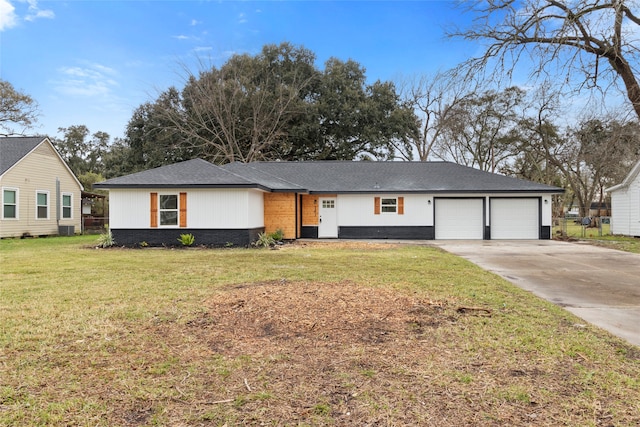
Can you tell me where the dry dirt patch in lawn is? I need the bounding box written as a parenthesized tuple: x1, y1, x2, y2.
(152, 280, 598, 426)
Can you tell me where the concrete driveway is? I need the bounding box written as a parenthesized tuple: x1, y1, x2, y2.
(429, 240, 640, 347)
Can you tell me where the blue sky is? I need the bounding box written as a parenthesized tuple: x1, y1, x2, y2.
(1, 0, 477, 140)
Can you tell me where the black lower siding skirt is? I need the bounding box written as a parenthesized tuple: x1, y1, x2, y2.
(110, 228, 265, 247)
(338, 226, 435, 240)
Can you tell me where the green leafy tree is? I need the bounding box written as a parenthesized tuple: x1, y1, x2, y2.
(111, 42, 419, 171)
(0, 80, 40, 136)
(53, 125, 111, 176)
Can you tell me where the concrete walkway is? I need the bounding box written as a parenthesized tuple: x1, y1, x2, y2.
(428, 240, 640, 347)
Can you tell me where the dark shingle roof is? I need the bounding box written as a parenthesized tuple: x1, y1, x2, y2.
(94, 158, 265, 189)
(95, 158, 563, 193)
(223, 161, 562, 193)
(0, 136, 46, 176)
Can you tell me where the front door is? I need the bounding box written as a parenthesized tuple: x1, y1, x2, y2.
(318, 197, 338, 238)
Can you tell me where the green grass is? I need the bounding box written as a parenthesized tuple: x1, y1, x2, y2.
(552, 220, 640, 253)
(1, 235, 639, 426)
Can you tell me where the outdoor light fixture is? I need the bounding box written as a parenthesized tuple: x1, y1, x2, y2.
(428, 199, 432, 205)
(544, 199, 549, 204)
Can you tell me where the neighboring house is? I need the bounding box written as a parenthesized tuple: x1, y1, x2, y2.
(94, 159, 562, 246)
(0, 136, 83, 238)
(606, 159, 640, 237)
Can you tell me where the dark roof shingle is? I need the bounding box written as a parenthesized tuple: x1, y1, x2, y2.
(0, 136, 46, 176)
(94, 158, 263, 189)
(95, 158, 563, 193)
(224, 161, 562, 193)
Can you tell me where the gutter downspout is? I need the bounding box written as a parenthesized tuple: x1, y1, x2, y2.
(56, 177, 60, 227)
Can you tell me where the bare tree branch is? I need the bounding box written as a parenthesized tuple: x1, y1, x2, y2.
(451, 0, 640, 119)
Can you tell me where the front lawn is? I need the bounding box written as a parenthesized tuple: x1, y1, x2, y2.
(1, 236, 638, 426)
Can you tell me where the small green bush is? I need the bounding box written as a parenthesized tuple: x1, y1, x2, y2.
(254, 232, 276, 248)
(270, 228, 284, 242)
(177, 233, 196, 247)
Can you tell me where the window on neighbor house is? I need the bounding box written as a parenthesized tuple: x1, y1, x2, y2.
(381, 198, 397, 213)
(3, 189, 17, 219)
(62, 194, 72, 219)
(159, 194, 178, 226)
(36, 191, 48, 219)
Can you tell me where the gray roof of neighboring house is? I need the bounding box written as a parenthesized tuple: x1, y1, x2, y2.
(96, 158, 563, 193)
(0, 136, 46, 176)
(94, 158, 268, 189)
(223, 161, 563, 194)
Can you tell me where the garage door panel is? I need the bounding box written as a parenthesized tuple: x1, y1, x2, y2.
(491, 198, 539, 239)
(435, 198, 484, 240)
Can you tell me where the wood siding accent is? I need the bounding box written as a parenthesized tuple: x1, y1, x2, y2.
(263, 192, 296, 239)
(374, 197, 381, 215)
(398, 197, 404, 215)
(150, 192, 158, 228)
(179, 192, 187, 227)
(301, 194, 319, 226)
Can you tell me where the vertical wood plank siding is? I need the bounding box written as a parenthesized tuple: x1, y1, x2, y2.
(263, 193, 296, 239)
(398, 197, 404, 215)
(374, 197, 381, 214)
(301, 194, 319, 226)
(179, 192, 187, 227)
(150, 193, 158, 228)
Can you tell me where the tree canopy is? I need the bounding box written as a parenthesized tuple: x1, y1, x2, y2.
(114, 42, 419, 166)
(0, 80, 40, 136)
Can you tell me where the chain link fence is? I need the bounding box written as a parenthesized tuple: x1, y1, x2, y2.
(553, 216, 611, 238)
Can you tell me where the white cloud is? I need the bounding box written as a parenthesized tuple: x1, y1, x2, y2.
(173, 34, 190, 40)
(54, 62, 119, 98)
(0, 0, 53, 30)
(190, 19, 200, 26)
(25, 8, 53, 21)
(0, 0, 18, 31)
(24, 0, 54, 22)
(238, 12, 247, 24)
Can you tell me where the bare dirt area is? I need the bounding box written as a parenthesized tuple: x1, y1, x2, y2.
(129, 279, 633, 426)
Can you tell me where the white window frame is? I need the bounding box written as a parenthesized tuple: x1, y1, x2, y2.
(159, 193, 179, 227)
(36, 190, 49, 220)
(2, 187, 19, 220)
(381, 197, 397, 214)
(62, 192, 73, 219)
(321, 199, 335, 209)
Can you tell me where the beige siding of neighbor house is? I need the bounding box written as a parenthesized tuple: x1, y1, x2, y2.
(0, 141, 82, 238)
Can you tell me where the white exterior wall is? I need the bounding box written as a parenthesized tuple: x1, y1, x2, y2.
(334, 193, 551, 228)
(108, 189, 151, 229)
(610, 178, 640, 236)
(610, 189, 630, 235)
(247, 190, 265, 228)
(0, 141, 82, 238)
(108, 188, 264, 229)
(631, 183, 640, 236)
(337, 194, 431, 226)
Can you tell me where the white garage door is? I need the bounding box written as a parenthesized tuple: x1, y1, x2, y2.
(435, 198, 484, 239)
(490, 198, 539, 239)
